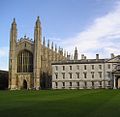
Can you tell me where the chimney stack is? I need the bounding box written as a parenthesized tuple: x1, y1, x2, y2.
(67, 55, 70, 60)
(96, 54, 99, 60)
(111, 53, 114, 58)
(81, 54, 84, 60)
(84, 56, 87, 60)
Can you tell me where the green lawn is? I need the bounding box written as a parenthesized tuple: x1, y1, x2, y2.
(0, 89, 120, 117)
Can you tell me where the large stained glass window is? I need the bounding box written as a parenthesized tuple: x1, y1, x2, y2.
(17, 50, 33, 72)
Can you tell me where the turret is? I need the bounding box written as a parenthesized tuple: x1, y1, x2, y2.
(43, 36, 46, 46)
(34, 16, 42, 90)
(64, 50, 66, 57)
(10, 18, 17, 50)
(74, 47, 78, 60)
(58, 46, 60, 53)
(51, 42, 53, 50)
(43, 36, 46, 60)
(47, 39, 50, 48)
(9, 18, 17, 89)
(55, 44, 57, 61)
(55, 44, 57, 52)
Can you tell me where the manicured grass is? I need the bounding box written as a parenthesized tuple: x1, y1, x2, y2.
(0, 89, 120, 117)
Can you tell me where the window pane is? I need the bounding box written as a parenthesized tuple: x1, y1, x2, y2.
(17, 50, 33, 72)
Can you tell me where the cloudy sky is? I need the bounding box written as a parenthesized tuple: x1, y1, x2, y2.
(0, 0, 120, 70)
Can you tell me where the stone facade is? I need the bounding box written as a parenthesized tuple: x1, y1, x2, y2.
(52, 52, 120, 89)
(9, 17, 66, 90)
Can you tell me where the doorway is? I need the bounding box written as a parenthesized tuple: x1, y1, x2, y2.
(23, 80, 27, 89)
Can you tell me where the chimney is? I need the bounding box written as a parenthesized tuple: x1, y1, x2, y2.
(96, 54, 99, 60)
(84, 56, 87, 60)
(67, 54, 70, 60)
(81, 54, 84, 60)
(111, 53, 114, 58)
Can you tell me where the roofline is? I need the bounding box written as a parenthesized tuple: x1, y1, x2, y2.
(17, 39, 34, 44)
(52, 59, 120, 65)
(51, 60, 105, 65)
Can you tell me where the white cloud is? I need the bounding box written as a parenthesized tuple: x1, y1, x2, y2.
(59, 1, 120, 59)
(0, 47, 9, 58)
(0, 47, 9, 70)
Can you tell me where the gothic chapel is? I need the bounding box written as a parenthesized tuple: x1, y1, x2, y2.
(9, 16, 66, 90)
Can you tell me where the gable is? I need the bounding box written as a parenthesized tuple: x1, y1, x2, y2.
(16, 40, 34, 54)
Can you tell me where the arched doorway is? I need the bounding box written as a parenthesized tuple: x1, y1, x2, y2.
(23, 80, 27, 89)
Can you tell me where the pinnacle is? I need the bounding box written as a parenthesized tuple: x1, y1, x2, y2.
(35, 16, 41, 27)
(12, 18, 16, 25)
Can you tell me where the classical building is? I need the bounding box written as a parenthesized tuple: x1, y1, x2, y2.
(52, 48, 120, 89)
(9, 17, 66, 90)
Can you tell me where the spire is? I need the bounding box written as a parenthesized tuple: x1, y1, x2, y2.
(60, 48, 63, 55)
(62, 48, 63, 53)
(12, 18, 16, 24)
(10, 17, 17, 49)
(24, 34, 27, 39)
(11, 18, 17, 30)
(59, 46, 60, 52)
(43, 36, 45, 46)
(10, 18, 17, 43)
(35, 16, 41, 28)
(34, 16, 42, 43)
(47, 39, 50, 48)
(55, 44, 57, 52)
(74, 47, 78, 60)
(64, 50, 66, 57)
(51, 42, 53, 50)
(67, 52, 70, 60)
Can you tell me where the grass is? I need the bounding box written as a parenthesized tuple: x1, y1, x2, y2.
(0, 89, 120, 117)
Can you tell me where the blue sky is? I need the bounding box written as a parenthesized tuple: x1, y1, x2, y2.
(0, 0, 120, 70)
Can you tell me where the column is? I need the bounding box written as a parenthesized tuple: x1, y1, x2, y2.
(113, 75, 117, 89)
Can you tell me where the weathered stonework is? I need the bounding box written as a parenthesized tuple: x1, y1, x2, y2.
(52, 54, 120, 89)
(9, 17, 66, 90)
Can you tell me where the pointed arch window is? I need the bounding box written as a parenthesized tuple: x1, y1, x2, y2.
(17, 50, 33, 72)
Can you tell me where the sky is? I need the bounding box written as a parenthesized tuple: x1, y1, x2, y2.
(0, 0, 120, 70)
